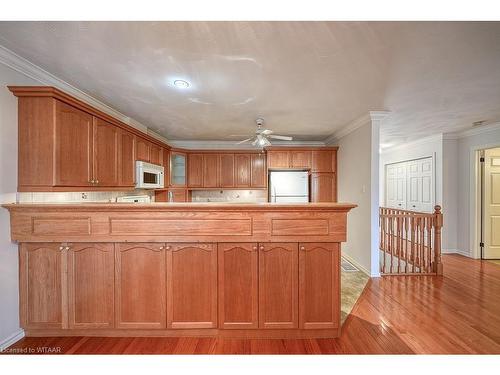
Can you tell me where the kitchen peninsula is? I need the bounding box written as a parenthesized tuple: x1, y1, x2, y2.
(3, 201, 356, 338)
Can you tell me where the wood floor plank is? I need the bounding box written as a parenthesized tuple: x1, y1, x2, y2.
(3, 255, 499, 354)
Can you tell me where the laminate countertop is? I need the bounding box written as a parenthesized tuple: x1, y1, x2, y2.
(3, 202, 357, 211)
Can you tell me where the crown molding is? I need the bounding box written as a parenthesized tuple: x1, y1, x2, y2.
(0, 44, 149, 133)
(380, 133, 443, 154)
(169, 139, 326, 150)
(324, 111, 390, 145)
(443, 121, 500, 140)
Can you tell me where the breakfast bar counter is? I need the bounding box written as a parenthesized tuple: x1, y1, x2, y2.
(3, 202, 356, 338)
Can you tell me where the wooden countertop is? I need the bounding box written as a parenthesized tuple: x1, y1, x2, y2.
(2, 202, 357, 211)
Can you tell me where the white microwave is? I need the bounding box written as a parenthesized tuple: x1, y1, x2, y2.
(135, 161, 164, 189)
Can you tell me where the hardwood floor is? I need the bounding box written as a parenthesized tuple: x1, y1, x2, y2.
(4, 254, 500, 354)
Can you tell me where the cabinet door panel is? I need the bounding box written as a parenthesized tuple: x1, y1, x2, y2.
(220, 154, 235, 188)
(267, 151, 290, 169)
(170, 152, 187, 187)
(115, 243, 166, 329)
(290, 151, 312, 169)
(299, 243, 340, 329)
(54, 101, 93, 186)
(93, 118, 119, 186)
(218, 243, 258, 329)
(311, 150, 335, 173)
(203, 154, 220, 188)
(119, 131, 136, 187)
(167, 243, 217, 328)
(136, 137, 150, 162)
(251, 153, 267, 188)
(311, 172, 336, 202)
(19, 243, 65, 329)
(187, 154, 203, 187)
(68, 243, 114, 329)
(150, 144, 162, 165)
(258, 243, 298, 329)
(235, 154, 251, 187)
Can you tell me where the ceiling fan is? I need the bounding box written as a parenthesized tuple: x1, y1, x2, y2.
(236, 118, 293, 147)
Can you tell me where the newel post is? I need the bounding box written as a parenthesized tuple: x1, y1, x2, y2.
(433, 205, 443, 275)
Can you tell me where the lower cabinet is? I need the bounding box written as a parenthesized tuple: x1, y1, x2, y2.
(115, 243, 167, 329)
(299, 243, 340, 329)
(19, 243, 65, 329)
(67, 243, 114, 329)
(19, 241, 340, 333)
(167, 243, 218, 328)
(258, 243, 299, 329)
(218, 243, 259, 329)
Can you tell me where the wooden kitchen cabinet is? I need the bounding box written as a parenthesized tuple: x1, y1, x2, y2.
(258, 243, 298, 329)
(251, 153, 267, 187)
(54, 100, 94, 187)
(267, 150, 290, 169)
(167, 243, 218, 329)
(170, 151, 187, 187)
(67, 243, 114, 329)
(218, 243, 258, 329)
(220, 154, 235, 187)
(235, 154, 251, 187)
(311, 172, 337, 202)
(12, 87, 171, 191)
(119, 130, 136, 187)
(203, 154, 220, 188)
(115, 243, 166, 329)
(135, 137, 150, 162)
(299, 243, 340, 329)
(290, 151, 312, 169)
(311, 149, 337, 173)
(150, 144, 163, 165)
(93, 117, 120, 187)
(19, 243, 65, 329)
(187, 153, 203, 187)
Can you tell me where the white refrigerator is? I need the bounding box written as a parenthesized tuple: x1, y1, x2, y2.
(269, 171, 309, 203)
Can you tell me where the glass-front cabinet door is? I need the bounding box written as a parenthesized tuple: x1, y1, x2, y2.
(170, 151, 187, 187)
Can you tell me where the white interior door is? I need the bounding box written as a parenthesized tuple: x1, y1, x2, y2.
(386, 163, 406, 209)
(484, 148, 500, 259)
(406, 157, 434, 212)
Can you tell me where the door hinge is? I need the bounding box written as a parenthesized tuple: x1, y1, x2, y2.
(480, 157, 485, 163)
(480, 242, 484, 248)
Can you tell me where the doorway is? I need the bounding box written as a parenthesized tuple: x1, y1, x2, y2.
(480, 147, 500, 259)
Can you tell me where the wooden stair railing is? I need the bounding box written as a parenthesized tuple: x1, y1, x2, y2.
(379, 205, 443, 275)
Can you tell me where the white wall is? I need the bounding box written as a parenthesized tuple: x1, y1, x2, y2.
(0, 64, 41, 347)
(336, 118, 380, 276)
(455, 125, 500, 258)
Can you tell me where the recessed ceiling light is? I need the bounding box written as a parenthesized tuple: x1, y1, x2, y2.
(173, 79, 190, 89)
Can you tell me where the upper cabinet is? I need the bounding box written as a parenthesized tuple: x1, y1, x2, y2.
(267, 148, 337, 172)
(11, 87, 170, 192)
(186, 152, 266, 189)
(170, 151, 187, 187)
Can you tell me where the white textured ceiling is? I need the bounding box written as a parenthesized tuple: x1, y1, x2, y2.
(0, 21, 499, 144)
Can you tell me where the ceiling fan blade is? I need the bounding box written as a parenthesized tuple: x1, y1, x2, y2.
(252, 138, 259, 146)
(236, 137, 254, 144)
(268, 134, 293, 141)
(261, 129, 273, 135)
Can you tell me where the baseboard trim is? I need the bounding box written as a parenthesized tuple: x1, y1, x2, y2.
(341, 252, 371, 277)
(456, 249, 472, 258)
(442, 248, 458, 254)
(0, 329, 25, 351)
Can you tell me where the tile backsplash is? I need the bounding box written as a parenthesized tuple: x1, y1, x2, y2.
(191, 190, 267, 203)
(18, 190, 155, 203)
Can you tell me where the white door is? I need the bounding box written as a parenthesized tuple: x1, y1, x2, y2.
(386, 163, 406, 209)
(484, 148, 500, 259)
(407, 157, 434, 212)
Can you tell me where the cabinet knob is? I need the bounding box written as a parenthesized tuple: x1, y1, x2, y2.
(253, 246, 257, 251)
(59, 246, 64, 251)
(166, 245, 171, 250)
(300, 246, 305, 251)
(159, 246, 164, 250)
(65, 246, 70, 250)
(95, 180, 99, 184)
(259, 246, 264, 251)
